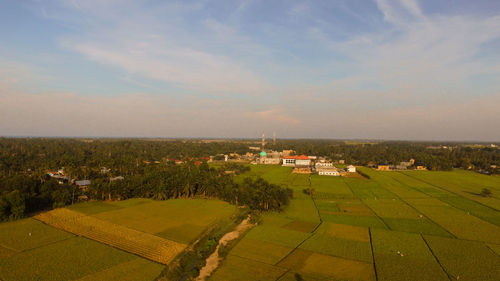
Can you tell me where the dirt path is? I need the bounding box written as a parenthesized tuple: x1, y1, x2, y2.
(196, 216, 254, 281)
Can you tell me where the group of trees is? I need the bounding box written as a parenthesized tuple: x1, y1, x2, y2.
(88, 162, 291, 211)
(0, 137, 498, 221)
(0, 175, 73, 221)
(267, 140, 499, 173)
(0, 158, 291, 221)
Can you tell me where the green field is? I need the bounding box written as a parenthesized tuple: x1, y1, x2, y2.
(2, 165, 500, 280)
(0, 198, 237, 281)
(211, 166, 500, 281)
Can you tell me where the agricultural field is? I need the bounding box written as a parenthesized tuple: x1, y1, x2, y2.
(1, 165, 499, 281)
(211, 165, 500, 281)
(0, 198, 237, 281)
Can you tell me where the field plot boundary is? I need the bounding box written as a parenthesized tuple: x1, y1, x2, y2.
(400, 172, 500, 212)
(34, 208, 187, 265)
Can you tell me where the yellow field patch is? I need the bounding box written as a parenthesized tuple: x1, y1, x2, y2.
(326, 223, 370, 242)
(277, 248, 315, 270)
(34, 208, 186, 265)
(229, 238, 293, 265)
(337, 204, 376, 216)
(76, 258, 164, 281)
(301, 252, 375, 281)
(281, 220, 318, 233)
(278, 249, 375, 281)
(0, 245, 17, 258)
(210, 254, 287, 281)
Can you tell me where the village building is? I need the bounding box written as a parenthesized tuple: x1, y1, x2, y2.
(258, 150, 281, 165)
(377, 165, 391, 171)
(282, 157, 296, 166)
(282, 155, 311, 167)
(346, 165, 356, 173)
(75, 180, 91, 191)
(415, 163, 427, 170)
(292, 167, 312, 174)
(317, 167, 340, 176)
(110, 176, 124, 181)
(315, 162, 334, 167)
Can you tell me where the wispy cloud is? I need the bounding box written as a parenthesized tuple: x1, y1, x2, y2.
(251, 107, 302, 126)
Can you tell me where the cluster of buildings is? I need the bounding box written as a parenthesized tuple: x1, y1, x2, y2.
(375, 159, 426, 171)
(254, 150, 356, 176)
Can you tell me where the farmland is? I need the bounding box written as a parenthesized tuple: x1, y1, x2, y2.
(1, 165, 500, 280)
(211, 166, 500, 281)
(0, 198, 236, 281)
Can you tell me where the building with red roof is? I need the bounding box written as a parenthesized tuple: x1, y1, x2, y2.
(282, 155, 311, 167)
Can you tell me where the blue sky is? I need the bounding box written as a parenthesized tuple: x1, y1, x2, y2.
(1, 0, 499, 140)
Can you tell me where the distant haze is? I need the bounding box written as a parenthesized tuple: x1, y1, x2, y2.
(1, 0, 499, 141)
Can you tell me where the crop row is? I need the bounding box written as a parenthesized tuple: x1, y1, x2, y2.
(34, 208, 186, 264)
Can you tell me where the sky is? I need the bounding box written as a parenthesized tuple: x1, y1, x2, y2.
(1, 0, 499, 141)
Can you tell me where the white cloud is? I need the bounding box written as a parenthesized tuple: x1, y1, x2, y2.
(251, 107, 302, 125)
(55, 1, 272, 95)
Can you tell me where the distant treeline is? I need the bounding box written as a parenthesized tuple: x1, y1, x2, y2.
(267, 140, 499, 173)
(0, 138, 498, 178)
(0, 161, 291, 221)
(0, 137, 498, 221)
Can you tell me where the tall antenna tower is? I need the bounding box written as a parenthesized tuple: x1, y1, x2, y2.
(273, 130, 276, 145)
(261, 131, 265, 149)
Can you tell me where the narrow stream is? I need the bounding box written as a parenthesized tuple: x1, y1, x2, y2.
(195, 216, 254, 281)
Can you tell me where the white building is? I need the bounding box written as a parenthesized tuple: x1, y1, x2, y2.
(282, 157, 296, 166)
(347, 165, 356, 173)
(282, 155, 311, 167)
(317, 168, 340, 176)
(316, 162, 333, 167)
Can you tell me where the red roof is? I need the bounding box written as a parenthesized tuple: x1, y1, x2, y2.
(283, 155, 310, 160)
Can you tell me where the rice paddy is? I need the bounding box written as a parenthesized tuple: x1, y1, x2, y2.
(1, 165, 500, 280)
(211, 165, 500, 281)
(0, 198, 237, 281)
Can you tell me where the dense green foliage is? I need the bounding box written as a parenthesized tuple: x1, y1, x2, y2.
(267, 140, 499, 172)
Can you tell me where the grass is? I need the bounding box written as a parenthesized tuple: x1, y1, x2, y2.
(229, 237, 293, 265)
(0, 218, 73, 252)
(362, 198, 421, 218)
(75, 258, 164, 281)
(92, 199, 236, 236)
(371, 228, 449, 281)
(299, 233, 373, 262)
(424, 235, 500, 281)
(280, 197, 321, 223)
(320, 213, 388, 229)
(437, 195, 500, 227)
(0, 237, 137, 281)
(243, 225, 311, 248)
(323, 223, 370, 242)
(408, 204, 500, 243)
(67, 200, 124, 215)
(281, 220, 318, 233)
(278, 249, 375, 281)
(3, 166, 497, 280)
(382, 218, 453, 237)
(298, 222, 372, 262)
(314, 199, 340, 212)
(209, 254, 287, 281)
(310, 175, 354, 198)
(155, 223, 207, 244)
(35, 208, 187, 264)
(215, 167, 500, 280)
(403, 171, 500, 210)
(343, 177, 397, 199)
(276, 271, 322, 281)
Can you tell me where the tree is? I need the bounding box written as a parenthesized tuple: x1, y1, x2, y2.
(5, 190, 25, 220)
(480, 188, 492, 197)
